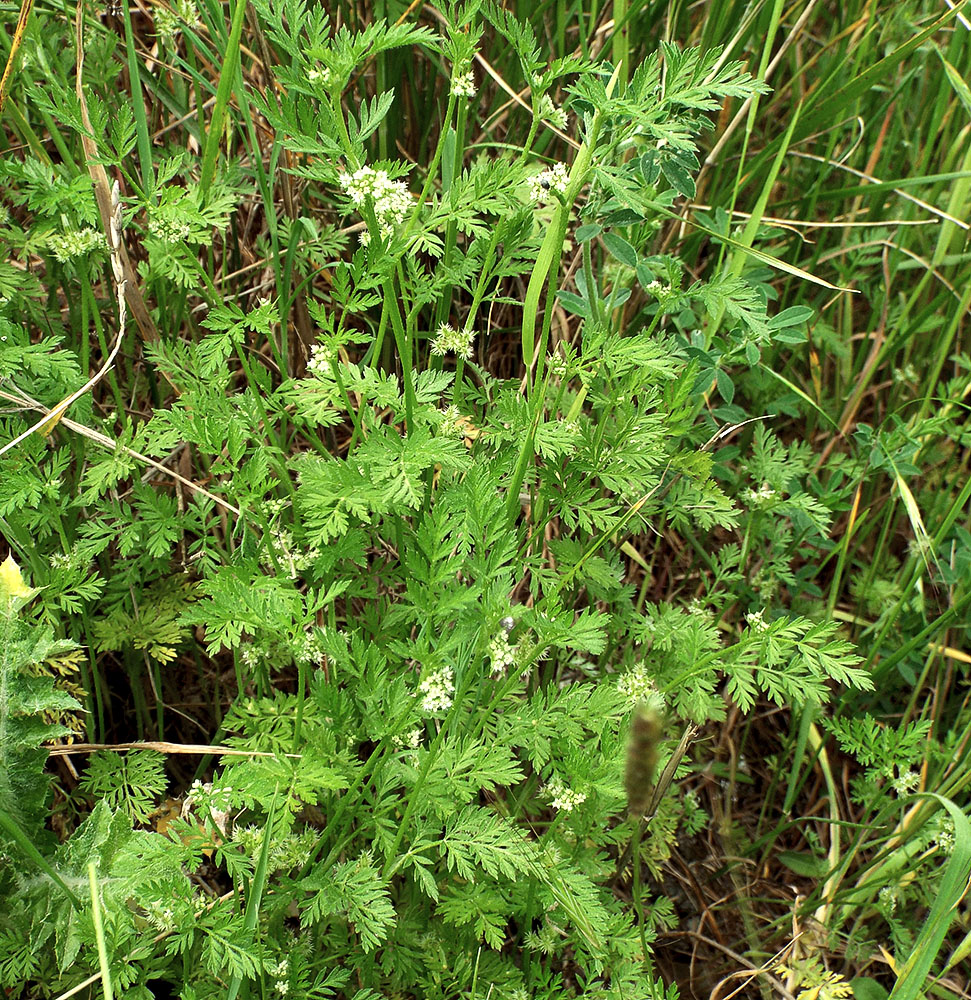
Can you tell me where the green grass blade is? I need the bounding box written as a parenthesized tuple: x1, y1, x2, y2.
(199, 0, 249, 197)
(0, 808, 81, 909)
(888, 794, 971, 999)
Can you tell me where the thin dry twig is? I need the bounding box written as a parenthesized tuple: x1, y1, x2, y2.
(0, 384, 243, 519)
(0, 182, 128, 460)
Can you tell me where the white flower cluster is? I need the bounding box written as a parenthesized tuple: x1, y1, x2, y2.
(539, 95, 568, 130)
(269, 528, 318, 578)
(418, 665, 455, 713)
(547, 776, 586, 813)
(149, 215, 192, 244)
(393, 728, 422, 751)
(546, 351, 569, 379)
(618, 663, 666, 712)
(932, 820, 955, 855)
(268, 958, 290, 996)
(307, 66, 332, 86)
(307, 342, 335, 376)
(237, 645, 256, 670)
(745, 484, 777, 507)
(488, 631, 518, 677)
(450, 65, 476, 98)
(293, 627, 326, 666)
(338, 165, 412, 241)
(745, 609, 769, 633)
(526, 162, 569, 204)
(182, 779, 234, 834)
(47, 228, 107, 263)
(431, 322, 475, 359)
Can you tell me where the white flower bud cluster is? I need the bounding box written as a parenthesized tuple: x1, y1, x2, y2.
(418, 665, 455, 713)
(546, 352, 569, 379)
(393, 728, 422, 751)
(431, 322, 475, 359)
(539, 95, 568, 130)
(268, 958, 290, 996)
(932, 820, 955, 855)
(618, 663, 665, 712)
(450, 65, 476, 98)
(269, 528, 319, 578)
(293, 627, 326, 665)
(47, 229, 108, 263)
(437, 405, 464, 438)
(878, 885, 897, 913)
(488, 631, 517, 677)
(149, 215, 192, 244)
(546, 775, 586, 812)
(338, 165, 412, 241)
(307, 342, 335, 376)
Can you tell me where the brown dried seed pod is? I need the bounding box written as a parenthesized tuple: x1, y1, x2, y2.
(625, 704, 661, 818)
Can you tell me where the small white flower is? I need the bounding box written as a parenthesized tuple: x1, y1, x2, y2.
(547, 352, 568, 379)
(293, 628, 325, 665)
(307, 342, 335, 376)
(393, 728, 422, 751)
(338, 165, 412, 240)
(183, 781, 235, 834)
(431, 322, 475, 360)
(746, 609, 769, 632)
(745, 484, 777, 507)
(687, 598, 708, 617)
(933, 821, 955, 854)
(526, 162, 570, 204)
(450, 66, 476, 98)
(418, 665, 455, 713)
(489, 631, 517, 677)
(618, 664, 665, 712)
(546, 776, 586, 813)
(308, 66, 332, 86)
(148, 216, 192, 244)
